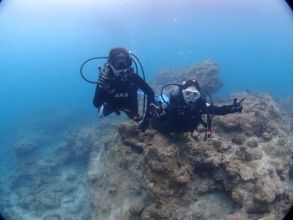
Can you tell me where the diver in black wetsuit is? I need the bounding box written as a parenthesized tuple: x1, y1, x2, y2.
(150, 79, 244, 138)
(93, 47, 155, 131)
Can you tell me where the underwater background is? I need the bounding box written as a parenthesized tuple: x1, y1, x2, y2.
(0, 0, 292, 219)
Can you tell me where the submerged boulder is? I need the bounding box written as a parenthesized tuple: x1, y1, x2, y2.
(151, 59, 223, 94)
(13, 138, 38, 157)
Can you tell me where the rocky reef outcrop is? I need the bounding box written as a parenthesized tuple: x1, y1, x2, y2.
(1, 92, 292, 219)
(87, 92, 292, 220)
(150, 60, 223, 95)
(0, 59, 292, 219)
(0, 116, 121, 220)
(13, 139, 38, 158)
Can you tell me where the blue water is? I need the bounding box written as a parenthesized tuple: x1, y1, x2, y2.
(0, 0, 292, 168)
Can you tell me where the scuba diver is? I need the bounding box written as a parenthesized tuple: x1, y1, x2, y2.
(91, 47, 155, 131)
(150, 79, 244, 138)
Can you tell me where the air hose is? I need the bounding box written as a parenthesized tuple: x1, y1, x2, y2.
(80, 53, 147, 116)
(80, 57, 108, 84)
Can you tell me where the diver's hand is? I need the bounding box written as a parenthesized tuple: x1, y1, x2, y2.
(138, 116, 150, 132)
(150, 103, 161, 114)
(98, 75, 110, 90)
(150, 102, 166, 119)
(157, 109, 167, 119)
(231, 98, 245, 113)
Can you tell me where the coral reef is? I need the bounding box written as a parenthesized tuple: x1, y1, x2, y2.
(278, 96, 293, 133)
(150, 60, 223, 94)
(1, 92, 292, 219)
(87, 92, 292, 220)
(0, 59, 292, 219)
(0, 119, 115, 220)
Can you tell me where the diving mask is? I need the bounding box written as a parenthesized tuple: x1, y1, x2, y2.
(109, 57, 131, 78)
(182, 86, 201, 104)
(109, 64, 130, 79)
(112, 58, 130, 70)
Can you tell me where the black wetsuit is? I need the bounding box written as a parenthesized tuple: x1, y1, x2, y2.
(151, 88, 238, 133)
(93, 67, 155, 119)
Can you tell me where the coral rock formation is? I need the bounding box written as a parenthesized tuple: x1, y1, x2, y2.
(13, 138, 38, 157)
(1, 82, 292, 219)
(88, 92, 292, 220)
(151, 60, 223, 94)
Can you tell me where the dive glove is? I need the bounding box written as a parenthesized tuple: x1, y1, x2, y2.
(231, 98, 245, 113)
